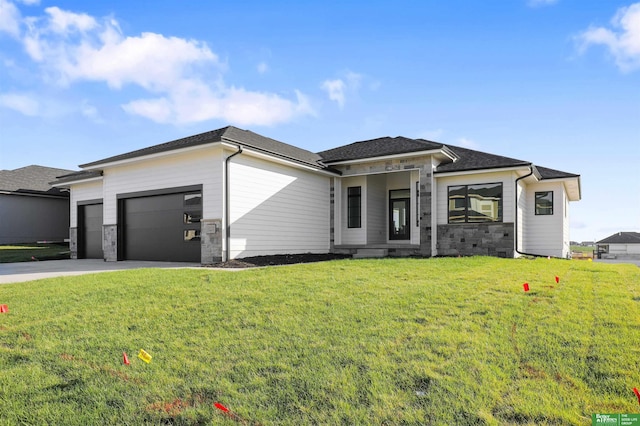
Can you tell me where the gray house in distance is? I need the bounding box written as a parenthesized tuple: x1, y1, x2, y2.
(0, 165, 74, 244)
(53, 126, 581, 263)
(596, 232, 640, 260)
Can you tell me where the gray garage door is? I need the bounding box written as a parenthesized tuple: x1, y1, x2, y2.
(121, 191, 201, 262)
(79, 203, 103, 259)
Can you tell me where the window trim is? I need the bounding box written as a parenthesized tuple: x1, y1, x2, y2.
(347, 186, 361, 228)
(535, 191, 554, 215)
(447, 182, 503, 224)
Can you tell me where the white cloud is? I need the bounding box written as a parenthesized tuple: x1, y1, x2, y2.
(6, 3, 311, 125)
(576, 3, 640, 72)
(0, 0, 21, 37)
(257, 61, 268, 74)
(527, 0, 558, 7)
(321, 70, 368, 108)
(456, 137, 479, 149)
(321, 79, 346, 108)
(0, 92, 39, 115)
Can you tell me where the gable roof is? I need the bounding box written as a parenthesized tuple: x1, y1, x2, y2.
(317, 136, 446, 162)
(318, 136, 580, 182)
(80, 126, 325, 170)
(0, 165, 74, 196)
(597, 232, 640, 245)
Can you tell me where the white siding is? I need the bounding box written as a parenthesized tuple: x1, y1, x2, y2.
(228, 153, 330, 258)
(341, 176, 367, 245)
(100, 146, 223, 224)
(69, 180, 103, 227)
(523, 181, 566, 257)
(435, 171, 517, 225)
(516, 179, 527, 255)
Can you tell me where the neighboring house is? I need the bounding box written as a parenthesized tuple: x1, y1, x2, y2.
(0, 165, 74, 244)
(596, 232, 640, 260)
(53, 126, 581, 263)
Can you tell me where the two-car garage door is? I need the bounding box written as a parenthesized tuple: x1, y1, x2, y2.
(119, 189, 202, 262)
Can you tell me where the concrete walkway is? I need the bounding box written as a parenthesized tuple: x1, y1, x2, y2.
(0, 259, 201, 284)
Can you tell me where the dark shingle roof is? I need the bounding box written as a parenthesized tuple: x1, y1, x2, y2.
(80, 126, 324, 169)
(597, 232, 640, 245)
(435, 145, 530, 173)
(318, 136, 444, 162)
(534, 166, 580, 180)
(0, 165, 75, 196)
(318, 136, 579, 179)
(53, 170, 103, 185)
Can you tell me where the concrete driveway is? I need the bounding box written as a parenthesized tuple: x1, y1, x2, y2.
(0, 259, 200, 284)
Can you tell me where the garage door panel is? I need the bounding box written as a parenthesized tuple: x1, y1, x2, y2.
(122, 191, 201, 262)
(80, 203, 103, 259)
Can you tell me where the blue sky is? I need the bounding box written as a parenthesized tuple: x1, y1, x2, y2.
(0, 0, 638, 243)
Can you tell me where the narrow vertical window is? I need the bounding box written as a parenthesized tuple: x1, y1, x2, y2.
(347, 186, 361, 228)
(535, 191, 553, 215)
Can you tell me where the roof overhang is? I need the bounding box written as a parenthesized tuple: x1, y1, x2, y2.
(80, 142, 221, 171)
(540, 176, 581, 201)
(434, 165, 532, 178)
(324, 148, 455, 166)
(220, 142, 339, 176)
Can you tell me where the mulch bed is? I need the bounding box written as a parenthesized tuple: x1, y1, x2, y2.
(207, 253, 351, 268)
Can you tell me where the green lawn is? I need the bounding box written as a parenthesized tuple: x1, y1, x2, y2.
(0, 257, 638, 425)
(0, 243, 70, 263)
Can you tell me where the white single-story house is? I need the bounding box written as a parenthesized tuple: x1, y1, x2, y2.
(596, 232, 640, 260)
(1, 165, 73, 244)
(53, 126, 581, 263)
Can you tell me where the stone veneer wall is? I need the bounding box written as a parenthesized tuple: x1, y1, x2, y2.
(69, 227, 78, 259)
(333, 154, 434, 257)
(103, 224, 117, 261)
(437, 223, 514, 258)
(201, 219, 222, 264)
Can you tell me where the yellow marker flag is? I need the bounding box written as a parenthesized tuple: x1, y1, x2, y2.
(138, 349, 152, 363)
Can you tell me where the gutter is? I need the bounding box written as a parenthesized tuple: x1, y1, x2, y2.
(224, 145, 243, 262)
(514, 165, 548, 258)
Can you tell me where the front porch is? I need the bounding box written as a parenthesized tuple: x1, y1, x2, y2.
(333, 243, 422, 258)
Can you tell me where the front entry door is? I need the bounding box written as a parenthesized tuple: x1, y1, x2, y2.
(389, 189, 410, 240)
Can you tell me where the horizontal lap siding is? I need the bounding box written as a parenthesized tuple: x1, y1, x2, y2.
(70, 181, 103, 227)
(229, 155, 330, 258)
(524, 182, 564, 257)
(101, 147, 222, 224)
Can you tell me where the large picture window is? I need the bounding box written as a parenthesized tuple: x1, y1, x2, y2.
(347, 186, 361, 228)
(448, 183, 503, 223)
(535, 191, 553, 215)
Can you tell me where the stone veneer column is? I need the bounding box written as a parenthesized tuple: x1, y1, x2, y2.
(69, 227, 78, 259)
(418, 166, 432, 257)
(103, 225, 118, 261)
(201, 219, 222, 264)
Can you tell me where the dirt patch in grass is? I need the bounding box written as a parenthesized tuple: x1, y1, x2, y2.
(207, 253, 352, 268)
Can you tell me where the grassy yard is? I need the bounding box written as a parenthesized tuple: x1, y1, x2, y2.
(0, 257, 638, 425)
(0, 243, 70, 263)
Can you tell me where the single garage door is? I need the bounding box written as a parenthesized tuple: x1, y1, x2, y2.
(121, 191, 201, 262)
(78, 203, 103, 259)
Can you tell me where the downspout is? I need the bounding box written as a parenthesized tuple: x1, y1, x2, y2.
(514, 165, 547, 258)
(224, 145, 243, 261)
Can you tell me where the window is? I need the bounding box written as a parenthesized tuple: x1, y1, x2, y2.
(347, 186, 361, 228)
(184, 193, 202, 207)
(448, 183, 503, 223)
(184, 229, 201, 242)
(183, 212, 202, 224)
(535, 191, 553, 215)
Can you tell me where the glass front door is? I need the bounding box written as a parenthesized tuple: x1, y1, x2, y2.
(389, 189, 410, 240)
